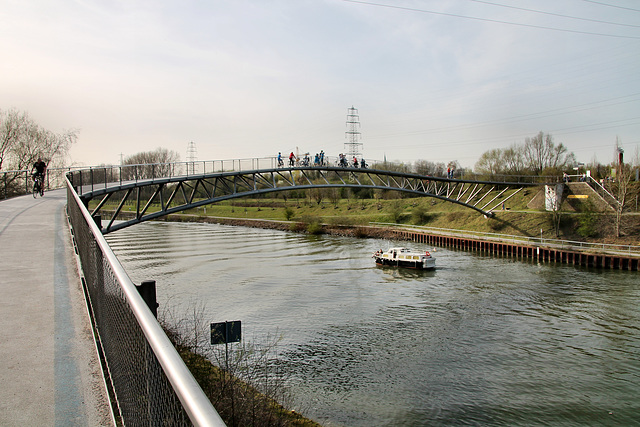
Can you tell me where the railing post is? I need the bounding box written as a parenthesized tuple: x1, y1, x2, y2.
(93, 214, 102, 231)
(137, 280, 159, 318)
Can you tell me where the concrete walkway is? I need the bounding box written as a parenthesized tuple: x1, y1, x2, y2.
(0, 190, 112, 426)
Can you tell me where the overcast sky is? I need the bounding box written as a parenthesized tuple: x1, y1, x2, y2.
(2, 0, 639, 168)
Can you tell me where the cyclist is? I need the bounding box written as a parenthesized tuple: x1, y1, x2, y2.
(277, 152, 283, 167)
(32, 157, 47, 194)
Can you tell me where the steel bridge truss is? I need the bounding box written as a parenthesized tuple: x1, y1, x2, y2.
(75, 167, 534, 234)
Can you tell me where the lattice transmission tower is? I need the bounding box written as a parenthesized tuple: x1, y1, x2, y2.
(186, 141, 198, 174)
(344, 106, 362, 158)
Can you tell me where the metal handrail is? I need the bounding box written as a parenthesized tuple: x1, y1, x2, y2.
(66, 177, 225, 426)
(372, 223, 640, 257)
(584, 176, 621, 208)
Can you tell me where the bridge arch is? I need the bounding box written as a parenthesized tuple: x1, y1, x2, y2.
(68, 166, 545, 234)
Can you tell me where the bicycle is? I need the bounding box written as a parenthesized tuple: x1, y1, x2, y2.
(32, 174, 44, 198)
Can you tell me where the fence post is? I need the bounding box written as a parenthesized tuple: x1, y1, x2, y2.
(137, 280, 159, 318)
(93, 215, 102, 231)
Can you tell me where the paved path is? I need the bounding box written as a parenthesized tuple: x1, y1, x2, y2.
(0, 190, 112, 426)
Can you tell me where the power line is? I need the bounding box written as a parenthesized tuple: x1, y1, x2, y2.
(368, 117, 640, 151)
(468, 0, 640, 28)
(367, 93, 640, 140)
(340, 0, 640, 39)
(580, 0, 640, 13)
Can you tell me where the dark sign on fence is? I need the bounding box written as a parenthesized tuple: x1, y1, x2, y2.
(210, 321, 242, 345)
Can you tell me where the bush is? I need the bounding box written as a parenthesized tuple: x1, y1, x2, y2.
(284, 207, 295, 221)
(577, 211, 598, 238)
(575, 199, 599, 238)
(307, 221, 323, 235)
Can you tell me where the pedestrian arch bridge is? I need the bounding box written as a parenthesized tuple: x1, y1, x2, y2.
(67, 157, 552, 234)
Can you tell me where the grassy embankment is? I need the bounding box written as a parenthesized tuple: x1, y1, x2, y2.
(100, 185, 638, 244)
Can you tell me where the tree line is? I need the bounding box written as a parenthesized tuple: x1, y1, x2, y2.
(474, 131, 576, 177)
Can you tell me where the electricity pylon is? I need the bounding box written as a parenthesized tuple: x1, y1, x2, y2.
(187, 141, 197, 174)
(345, 106, 362, 158)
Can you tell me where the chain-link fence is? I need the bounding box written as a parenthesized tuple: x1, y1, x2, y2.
(66, 178, 225, 426)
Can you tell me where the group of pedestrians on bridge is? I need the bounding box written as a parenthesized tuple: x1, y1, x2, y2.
(277, 151, 367, 169)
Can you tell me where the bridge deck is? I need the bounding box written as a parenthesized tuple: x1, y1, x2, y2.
(0, 190, 112, 425)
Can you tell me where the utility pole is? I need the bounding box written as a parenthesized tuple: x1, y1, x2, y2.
(345, 106, 362, 158)
(186, 141, 197, 174)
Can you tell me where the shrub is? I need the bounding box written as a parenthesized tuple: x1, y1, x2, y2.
(307, 221, 323, 235)
(284, 207, 295, 221)
(577, 210, 599, 238)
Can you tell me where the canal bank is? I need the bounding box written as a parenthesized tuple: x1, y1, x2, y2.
(396, 228, 640, 271)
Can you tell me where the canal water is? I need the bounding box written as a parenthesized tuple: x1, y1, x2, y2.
(106, 221, 640, 426)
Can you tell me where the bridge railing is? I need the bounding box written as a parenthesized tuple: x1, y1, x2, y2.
(62, 157, 559, 194)
(2, 166, 82, 199)
(66, 178, 225, 426)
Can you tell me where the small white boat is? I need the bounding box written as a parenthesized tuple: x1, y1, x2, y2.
(372, 247, 436, 270)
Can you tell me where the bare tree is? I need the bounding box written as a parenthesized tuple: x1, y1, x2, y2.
(502, 143, 526, 174)
(0, 108, 77, 171)
(414, 160, 445, 176)
(611, 162, 634, 237)
(121, 147, 181, 180)
(474, 148, 504, 176)
(1, 109, 77, 197)
(522, 131, 575, 175)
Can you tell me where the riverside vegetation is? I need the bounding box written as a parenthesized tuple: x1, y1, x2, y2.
(160, 303, 320, 427)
